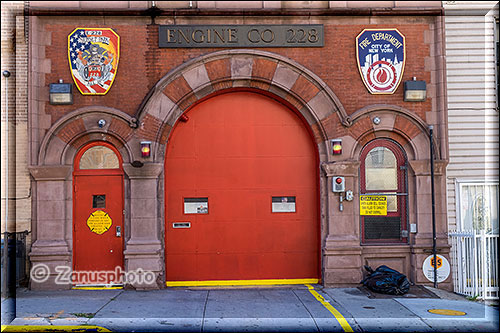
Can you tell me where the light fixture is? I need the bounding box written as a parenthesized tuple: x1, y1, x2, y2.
(404, 77, 426, 102)
(331, 139, 342, 155)
(141, 141, 151, 158)
(372, 116, 381, 125)
(49, 79, 73, 105)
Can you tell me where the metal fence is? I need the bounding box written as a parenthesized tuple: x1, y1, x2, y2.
(1, 231, 30, 297)
(450, 230, 499, 300)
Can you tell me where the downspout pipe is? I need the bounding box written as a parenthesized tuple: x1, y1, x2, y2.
(2, 70, 10, 235)
(3, 69, 16, 301)
(429, 125, 438, 288)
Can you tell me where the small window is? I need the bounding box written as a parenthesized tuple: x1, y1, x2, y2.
(79, 146, 119, 170)
(365, 147, 398, 191)
(92, 195, 106, 208)
(458, 183, 499, 234)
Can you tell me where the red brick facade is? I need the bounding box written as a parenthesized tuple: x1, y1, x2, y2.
(43, 23, 433, 124)
(27, 3, 450, 290)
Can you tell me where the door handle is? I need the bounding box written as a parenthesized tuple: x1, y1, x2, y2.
(116, 226, 121, 237)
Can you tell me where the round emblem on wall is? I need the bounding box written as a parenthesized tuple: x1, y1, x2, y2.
(87, 210, 112, 235)
(366, 60, 398, 91)
(422, 254, 450, 283)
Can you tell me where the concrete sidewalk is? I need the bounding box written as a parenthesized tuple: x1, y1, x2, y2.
(1, 285, 498, 332)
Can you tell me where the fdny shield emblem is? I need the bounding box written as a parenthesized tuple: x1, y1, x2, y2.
(68, 28, 119, 95)
(356, 29, 405, 94)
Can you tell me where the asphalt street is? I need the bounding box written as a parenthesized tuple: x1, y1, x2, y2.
(1, 285, 498, 332)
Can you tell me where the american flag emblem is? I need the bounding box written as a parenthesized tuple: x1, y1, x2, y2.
(68, 28, 120, 95)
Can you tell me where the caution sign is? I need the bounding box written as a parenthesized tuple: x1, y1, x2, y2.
(360, 195, 387, 215)
(87, 210, 112, 235)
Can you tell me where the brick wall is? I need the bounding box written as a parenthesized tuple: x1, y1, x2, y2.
(40, 18, 434, 128)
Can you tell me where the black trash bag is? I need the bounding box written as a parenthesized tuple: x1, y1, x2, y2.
(360, 265, 410, 295)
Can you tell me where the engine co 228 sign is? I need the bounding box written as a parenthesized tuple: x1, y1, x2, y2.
(159, 25, 323, 48)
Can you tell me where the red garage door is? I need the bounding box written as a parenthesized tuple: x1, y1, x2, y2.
(165, 91, 319, 285)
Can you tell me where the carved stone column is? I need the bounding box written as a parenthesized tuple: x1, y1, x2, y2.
(408, 159, 452, 290)
(321, 160, 362, 286)
(123, 163, 164, 289)
(28, 166, 72, 290)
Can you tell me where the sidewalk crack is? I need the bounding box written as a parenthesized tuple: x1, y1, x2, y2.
(201, 289, 210, 332)
(94, 289, 124, 318)
(393, 298, 434, 330)
(292, 288, 320, 332)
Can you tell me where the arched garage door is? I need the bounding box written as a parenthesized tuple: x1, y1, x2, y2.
(165, 91, 319, 284)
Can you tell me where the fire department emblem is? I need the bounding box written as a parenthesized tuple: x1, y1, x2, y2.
(68, 28, 119, 95)
(356, 29, 405, 94)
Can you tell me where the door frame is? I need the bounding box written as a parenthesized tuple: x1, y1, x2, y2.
(72, 141, 125, 276)
(359, 138, 408, 244)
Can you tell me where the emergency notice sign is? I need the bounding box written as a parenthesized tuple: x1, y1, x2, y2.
(360, 195, 387, 215)
(87, 210, 112, 235)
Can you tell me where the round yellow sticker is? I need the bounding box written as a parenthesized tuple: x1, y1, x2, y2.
(87, 210, 112, 235)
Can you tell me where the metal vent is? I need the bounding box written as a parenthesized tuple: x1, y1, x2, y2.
(364, 216, 401, 239)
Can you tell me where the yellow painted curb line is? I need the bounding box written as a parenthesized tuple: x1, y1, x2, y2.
(166, 278, 319, 287)
(1, 325, 111, 332)
(305, 284, 354, 332)
(72, 286, 123, 290)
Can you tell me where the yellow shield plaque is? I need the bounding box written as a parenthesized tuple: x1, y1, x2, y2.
(87, 210, 112, 235)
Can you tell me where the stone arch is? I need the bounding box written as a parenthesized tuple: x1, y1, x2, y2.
(135, 49, 349, 162)
(339, 104, 435, 161)
(39, 106, 136, 167)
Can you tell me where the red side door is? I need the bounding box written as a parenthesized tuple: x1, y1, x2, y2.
(73, 143, 124, 284)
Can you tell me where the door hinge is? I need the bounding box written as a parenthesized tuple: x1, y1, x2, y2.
(123, 209, 126, 215)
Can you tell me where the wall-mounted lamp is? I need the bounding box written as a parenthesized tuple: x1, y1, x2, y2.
(331, 139, 342, 155)
(404, 77, 426, 102)
(141, 141, 151, 158)
(49, 79, 73, 105)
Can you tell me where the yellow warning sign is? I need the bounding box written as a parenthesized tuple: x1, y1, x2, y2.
(360, 195, 387, 215)
(87, 210, 112, 235)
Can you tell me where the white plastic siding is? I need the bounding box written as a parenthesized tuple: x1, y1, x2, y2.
(444, 1, 499, 231)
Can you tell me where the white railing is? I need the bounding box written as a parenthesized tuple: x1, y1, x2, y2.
(450, 230, 499, 300)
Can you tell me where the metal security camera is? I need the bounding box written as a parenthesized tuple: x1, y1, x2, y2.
(2, 70, 11, 78)
(98, 119, 106, 128)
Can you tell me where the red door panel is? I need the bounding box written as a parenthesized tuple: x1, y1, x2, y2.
(165, 91, 319, 282)
(73, 150, 124, 284)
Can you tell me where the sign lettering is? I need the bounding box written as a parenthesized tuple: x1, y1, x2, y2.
(159, 25, 324, 48)
(86, 210, 112, 235)
(360, 195, 387, 216)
